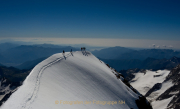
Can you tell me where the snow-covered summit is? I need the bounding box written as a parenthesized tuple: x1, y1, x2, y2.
(1, 51, 141, 109)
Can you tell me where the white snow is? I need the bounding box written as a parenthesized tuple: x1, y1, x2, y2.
(130, 70, 170, 95)
(169, 91, 179, 95)
(151, 96, 174, 109)
(1, 51, 140, 109)
(130, 69, 175, 109)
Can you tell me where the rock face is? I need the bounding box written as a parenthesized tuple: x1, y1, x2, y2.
(101, 56, 180, 71)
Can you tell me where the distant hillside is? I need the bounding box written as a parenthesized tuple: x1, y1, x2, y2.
(0, 45, 78, 66)
(0, 53, 7, 63)
(92, 46, 134, 59)
(101, 56, 180, 71)
(0, 43, 19, 52)
(32, 43, 65, 48)
(15, 57, 47, 70)
(0, 66, 30, 82)
(117, 49, 180, 60)
(0, 63, 4, 66)
(93, 48, 180, 60)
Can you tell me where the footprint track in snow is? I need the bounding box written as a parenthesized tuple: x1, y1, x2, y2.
(21, 52, 73, 109)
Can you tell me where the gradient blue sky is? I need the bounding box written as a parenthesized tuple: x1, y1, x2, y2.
(0, 0, 180, 48)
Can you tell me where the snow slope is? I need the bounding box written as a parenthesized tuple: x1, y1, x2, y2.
(130, 70, 174, 109)
(1, 51, 140, 109)
(130, 70, 170, 95)
(151, 96, 174, 109)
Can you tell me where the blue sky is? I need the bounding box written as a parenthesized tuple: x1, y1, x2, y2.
(0, 0, 180, 48)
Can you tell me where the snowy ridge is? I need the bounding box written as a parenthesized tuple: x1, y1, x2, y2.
(1, 51, 141, 109)
(21, 52, 73, 109)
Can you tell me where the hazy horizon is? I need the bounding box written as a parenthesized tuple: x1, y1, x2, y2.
(0, 38, 180, 51)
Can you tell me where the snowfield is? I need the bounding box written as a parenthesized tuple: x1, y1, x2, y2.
(151, 96, 174, 109)
(130, 70, 174, 109)
(1, 51, 140, 109)
(130, 70, 170, 95)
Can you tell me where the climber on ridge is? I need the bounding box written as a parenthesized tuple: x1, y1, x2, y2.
(63, 50, 65, 56)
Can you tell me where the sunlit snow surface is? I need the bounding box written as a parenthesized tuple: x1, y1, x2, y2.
(152, 96, 174, 109)
(1, 51, 139, 109)
(130, 70, 171, 95)
(130, 70, 174, 109)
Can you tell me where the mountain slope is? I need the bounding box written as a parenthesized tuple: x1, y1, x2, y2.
(0, 45, 78, 66)
(0, 51, 147, 109)
(0, 63, 3, 67)
(101, 56, 180, 71)
(0, 43, 19, 52)
(92, 46, 134, 59)
(15, 57, 47, 70)
(116, 49, 180, 60)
